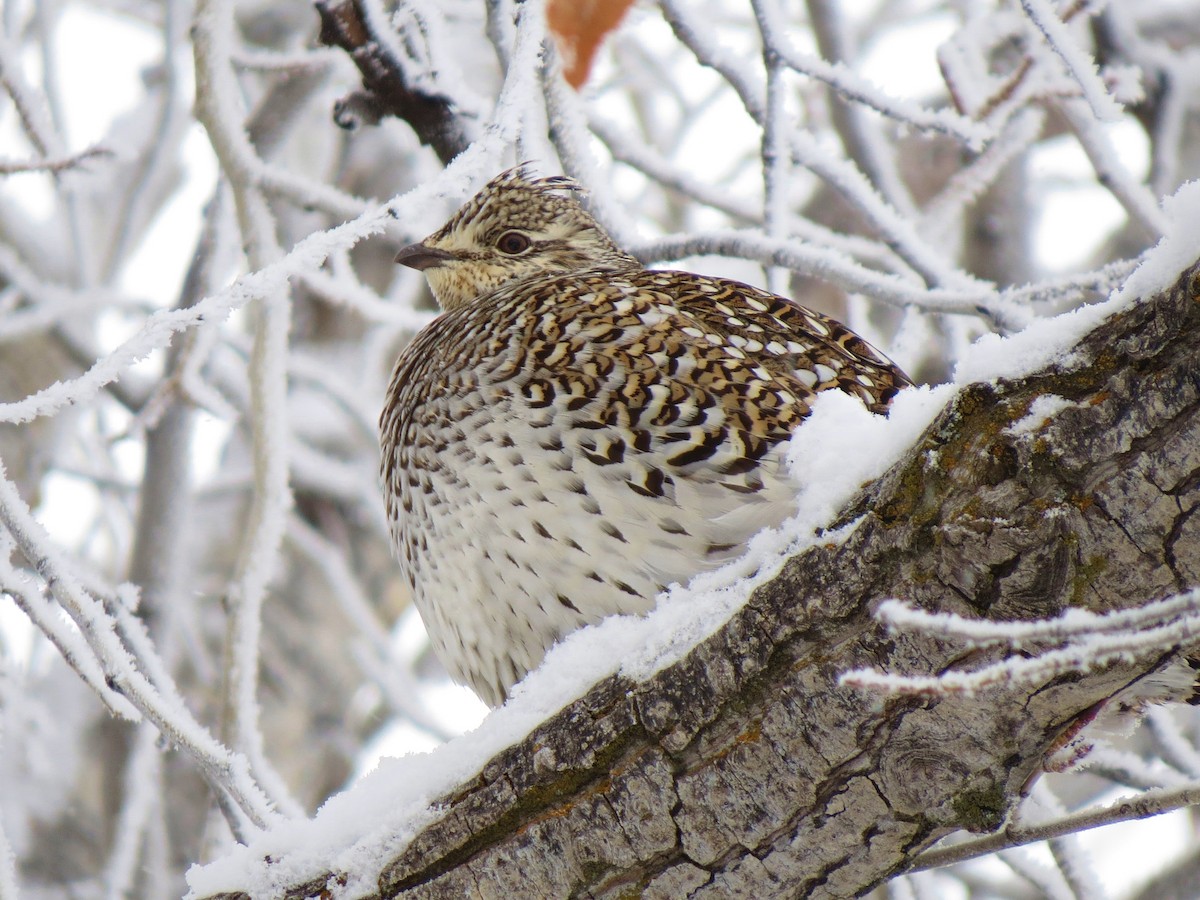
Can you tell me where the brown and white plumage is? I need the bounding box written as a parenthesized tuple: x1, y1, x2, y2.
(381, 166, 911, 706)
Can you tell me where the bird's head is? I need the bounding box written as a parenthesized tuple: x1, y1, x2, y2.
(395, 165, 641, 310)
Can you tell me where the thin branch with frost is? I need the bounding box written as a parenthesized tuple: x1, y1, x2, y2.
(842, 592, 1200, 697)
(0, 32, 60, 157)
(1101, 4, 1191, 197)
(658, 0, 767, 123)
(0, 144, 111, 175)
(232, 45, 340, 73)
(300, 269, 437, 329)
(751, 0, 791, 296)
(1023, 782, 1106, 900)
(193, 0, 364, 224)
(998, 848, 1074, 900)
(909, 781, 1200, 876)
(593, 97, 926, 280)
(586, 115, 759, 223)
(876, 592, 1200, 645)
(636, 230, 1028, 326)
(920, 108, 1046, 234)
(1019, 0, 1123, 123)
(0, 200, 392, 425)
(1147, 707, 1200, 780)
(1085, 744, 1189, 792)
(805, 0, 919, 220)
(215, 327, 385, 453)
(1055, 98, 1169, 238)
(789, 128, 979, 291)
(767, 0, 993, 150)
(1000, 258, 1139, 311)
(102, 722, 164, 898)
(0, 536, 133, 719)
(541, 50, 642, 249)
(194, 0, 301, 821)
(99, 0, 192, 283)
(0, 733, 15, 900)
(661, 0, 974, 291)
(0, 465, 278, 833)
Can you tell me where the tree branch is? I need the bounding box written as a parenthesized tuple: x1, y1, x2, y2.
(315, 0, 470, 164)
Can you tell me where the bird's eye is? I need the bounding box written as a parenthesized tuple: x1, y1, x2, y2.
(496, 231, 531, 255)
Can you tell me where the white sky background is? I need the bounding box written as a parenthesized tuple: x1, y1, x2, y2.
(0, 0, 1194, 897)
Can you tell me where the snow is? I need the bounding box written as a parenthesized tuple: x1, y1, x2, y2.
(956, 177, 1199, 387)
(1115, 178, 1200, 304)
(1006, 394, 1077, 436)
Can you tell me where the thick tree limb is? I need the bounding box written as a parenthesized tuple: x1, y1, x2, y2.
(204, 261, 1200, 897)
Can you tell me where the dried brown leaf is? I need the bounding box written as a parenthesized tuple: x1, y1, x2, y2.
(548, 0, 636, 88)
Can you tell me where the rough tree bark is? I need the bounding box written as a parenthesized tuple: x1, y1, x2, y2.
(199, 252, 1200, 899)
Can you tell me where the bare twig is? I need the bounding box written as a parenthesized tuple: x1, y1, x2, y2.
(0, 144, 112, 175)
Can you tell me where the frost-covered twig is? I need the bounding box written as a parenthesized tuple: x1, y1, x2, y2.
(804, 0, 919, 220)
(300, 269, 437, 329)
(877, 593, 1200, 645)
(1146, 707, 1200, 781)
(662, 0, 973, 291)
(0, 718, 16, 900)
(1019, 0, 1123, 123)
(194, 0, 300, 820)
(659, 0, 766, 122)
(0, 31, 58, 157)
(587, 116, 760, 223)
(909, 781, 1200, 875)
(1055, 98, 1169, 238)
(636, 230, 1026, 326)
(99, 0, 189, 282)
(0, 201, 390, 413)
(0, 144, 111, 175)
(751, 0, 791, 296)
(842, 593, 1200, 697)
(921, 108, 1045, 234)
(1000, 258, 1139, 310)
(194, 0, 363, 223)
(784, 0, 993, 149)
(0, 534, 133, 719)
(1025, 782, 1106, 900)
(102, 722, 163, 899)
(997, 848, 1074, 900)
(1100, 5, 1192, 197)
(542, 47, 640, 249)
(0, 464, 278, 832)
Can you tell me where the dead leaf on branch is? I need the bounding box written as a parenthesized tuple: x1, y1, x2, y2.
(548, 0, 636, 88)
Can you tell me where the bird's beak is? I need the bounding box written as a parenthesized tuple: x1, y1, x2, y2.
(395, 242, 456, 270)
